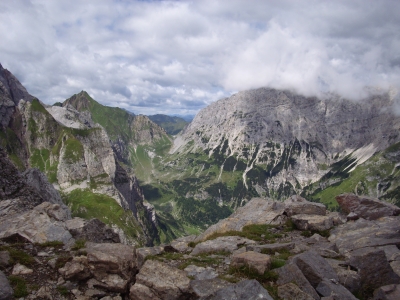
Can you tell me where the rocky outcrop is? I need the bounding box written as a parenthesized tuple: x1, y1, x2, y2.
(231, 251, 271, 274)
(336, 193, 400, 220)
(195, 198, 286, 242)
(191, 236, 256, 256)
(66, 218, 121, 243)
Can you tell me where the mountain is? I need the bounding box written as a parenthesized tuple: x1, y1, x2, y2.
(148, 114, 189, 135)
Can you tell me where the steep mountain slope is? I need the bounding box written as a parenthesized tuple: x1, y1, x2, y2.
(148, 114, 189, 135)
(138, 88, 400, 224)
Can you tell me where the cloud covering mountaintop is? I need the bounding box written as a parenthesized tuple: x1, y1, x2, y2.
(1, 0, 399, 115)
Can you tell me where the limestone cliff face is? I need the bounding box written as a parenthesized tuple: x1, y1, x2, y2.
(172, 88, 400, 198)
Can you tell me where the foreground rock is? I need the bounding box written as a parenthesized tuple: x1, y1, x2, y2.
(200, 279, 274, 300)
(231, 251, 271, 274)
(66, 217, 120, 243)
(191, 236, 256, 255)
(291, 214, 334, 231)
(284, 195, 326, 216)
(0, 270, 13, 300)
(195, 198, 286, 242)
(130, 260, 191, 300)
(336, 193, 400, 220)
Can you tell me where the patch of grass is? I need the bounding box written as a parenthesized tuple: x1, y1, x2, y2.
(71, 239, 86, 250)
(62, 189, 143, 244)
(270, 258, 286, 269)
(57, 285, 70, 296)
(8, 275, 28, 298)
(301, 230, 312, 237)
(0, 246, 34, 266)
(261, 249, 292, 261)
(63, 136, 84, 163)
(146, 252, 184, 262)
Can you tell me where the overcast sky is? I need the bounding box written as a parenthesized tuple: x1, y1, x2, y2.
(1, 0, 399, 116)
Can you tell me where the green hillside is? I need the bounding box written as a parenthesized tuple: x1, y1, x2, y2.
(148, 114, 188, 135)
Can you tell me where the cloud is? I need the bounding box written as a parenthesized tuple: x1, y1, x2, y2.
(0, 0, 399, 115)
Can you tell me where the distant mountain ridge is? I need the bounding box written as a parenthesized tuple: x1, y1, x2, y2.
(148, 114, 189, 135)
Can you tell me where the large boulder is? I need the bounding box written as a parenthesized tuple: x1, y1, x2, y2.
(136, 246, 164, 269)
(191, 236, 256, 256)
(275, 262, 320, 300)
(316, 279, 358, 300)
(284, 195, 326, 216)
(0, 270, 13, 300)
(231, 251, 271, 275)
(129, 260, 191, 300)
(291, 214, 334, 231)
(326, 259, 361, 293)
(195, 198, 286, 242)
(291, 250, 339, 288)
(329, 217, 400, 255)
(199, 279, 274, 300)
(86, 242, 136, 280)
(66, 218, 120, 243)
(336, 193, 400, 220)
(0, 202, 73, 244)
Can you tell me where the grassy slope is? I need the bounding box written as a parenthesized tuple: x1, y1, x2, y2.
(62, 189, 145, 245)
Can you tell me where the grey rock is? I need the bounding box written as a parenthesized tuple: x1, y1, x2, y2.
(12, 263, 33, 275)
(291, 250, 339, 288)
(0, 201, 73, 244)
(373, 284, 400, 300)
(86, 242, 136, 280)
(195, 198, 286, 242)
(326, 259, 361, 293)
(191, 236, 256, 256)
(284, 195, 326, 216)
(336, 193, 400, 220)
(316, 279, 358, 300)
(136, 246, 164, 269)
(59, 256, 91, 281)
(200, 279, 274, 300)
(184, 265, 218, 280)
(0, 251, 10, 267)
(0, 270, 13, 300)
(275, 262, 320, 300)
(277, 283, 315, 300)
(291, 214, 334, 231)
(130, 260, 191, 300)
(231, 251, 272, 274)
(36, 286, 53, 300)
(246, 242, 294, 253)
(190, 278, 232, 298)
(347, 247, 400, 291)
(169, 235, 196, 253)
(66, 217, 120, 243)
(329, 217, 400, 255)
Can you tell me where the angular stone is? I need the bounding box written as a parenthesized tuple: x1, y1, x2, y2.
(326, 259, 361, 293)
(291, 214, 334, 231)
(86, 242, 135, 279)
(184, 265, 218, 280)
(0, 201, 73, 244)
(169, 235, 196, 253)
(316, 279, 358, 300)
(336, 193, 400, 220)
(96, 274, 127, 293)
(132, 260, 191, 299)
(59, 256, 91, 281)
(190, 278, 232, 298)
(284, 195, 326, 216)
(329, 217, 400, 255)
(66, 217, 120, 243)
(275, 262, 320, 300)
(0, 251, 10, 267)
(129, 283, 161, 300)
(136, 246, 164, 269)
(373, 284, 400, 300)
(0, 270, 13, 300)
(191, 236, 256, 256)
(200, 279, 274, 300)
(12, 263, 33, 275)
(277, 283, 315, 300)
(231, 251, 271, 274)
(246, 242, 294, 253)
(347, 247, 400, 291)
(292, 250, 339, 288)
(195, 198, 286, 242)
(36, 286, 53, 300)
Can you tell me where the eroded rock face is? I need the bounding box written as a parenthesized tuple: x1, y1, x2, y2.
(195, 198, 286, 242)
(129, 260, 191, 300)
(336, 193, 400, 220)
